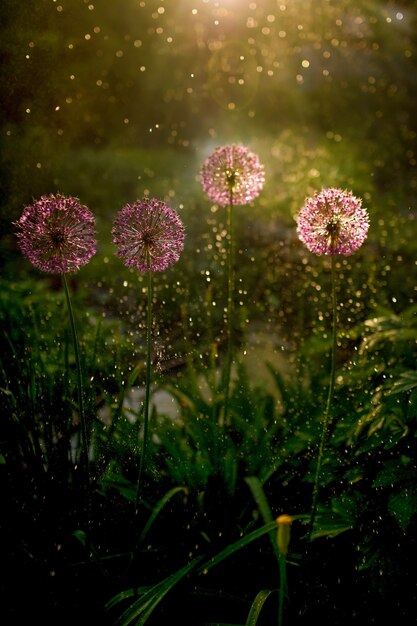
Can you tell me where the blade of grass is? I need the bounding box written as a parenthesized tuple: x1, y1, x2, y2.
(196, 520, 278, 575)
(110, 555, 204, 626)
(245, 476, 280, 561)
(245, 589, 276, 626)
(138, 486, 188, 543)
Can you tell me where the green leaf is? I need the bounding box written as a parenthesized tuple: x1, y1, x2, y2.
(108, 556, 203, 625)
(98, 462, 137, 502)
(372, 459, 416, 489)
(309, 498, 357, 540)
(245, 589, 276, 626)
(105, 587, 148, 612)
(310, 524, 353, 539)
(245, 476, 280, 560)
(388, 488, 417, 532)
(387, 370, 417, 395)
(196, 520, 279, 575)
(407, 389, 417, 420)
(139, 486, 188, 544)
(72, 529, 87, 546)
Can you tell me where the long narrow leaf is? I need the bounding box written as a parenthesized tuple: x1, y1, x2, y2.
(245, 589, 276, 626)
(197, 520, 278, 575)
(111, 555, 203, 626)
(105, 587, 147, 612)
(245, 476, 280, 561)
(139, 486, 188, 543)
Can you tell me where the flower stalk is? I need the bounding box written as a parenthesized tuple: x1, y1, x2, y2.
(222, 188, 235, 424)
(200, 144, 265, 425)
(296, 187, 369, 540)
(14, 193, 97, 531)
(112, 198, 185, 512)
(276, 514, 293, 626)
(62, 273, 91, 529)
(136, 261, 153, 512)
(308, 255, 337, 539)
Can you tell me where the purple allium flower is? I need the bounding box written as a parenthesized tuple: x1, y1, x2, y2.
(200, 144, 265, 206)
(296, 187, 370, 256)
(14, 193, 96, 274)
(112, 197, 185, 272)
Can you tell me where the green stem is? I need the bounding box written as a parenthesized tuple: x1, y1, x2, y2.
(278, 555, 287, 626)
(62, 275, 90, 522)
(222, 190, 235, 425)
(135, 268, 153, 513)
(308, 254, 337, 540)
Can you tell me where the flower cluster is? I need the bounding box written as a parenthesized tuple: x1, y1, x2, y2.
(15, 158, 371, 276)
(296, 187, 369, 256)
(112, 197, 185, 272)
(200, 144, 265, 206)
(14, 194, 96, 274)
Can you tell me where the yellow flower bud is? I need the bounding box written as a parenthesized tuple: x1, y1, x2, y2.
(276, 514, 294, 557)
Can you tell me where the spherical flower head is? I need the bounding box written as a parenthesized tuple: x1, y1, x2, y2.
(200, 144, 265, 206)
(296, 187, 370, 256)
(112, 197, 185, 272)
(14, 193, 96, 274)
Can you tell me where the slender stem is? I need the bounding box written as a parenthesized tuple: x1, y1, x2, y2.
(62, 274, 90, 524)
(278, 555, 287, 626)
(222, 190, 235, 425)
(308, 254, 337, 539)
(135, 267, 153, 513)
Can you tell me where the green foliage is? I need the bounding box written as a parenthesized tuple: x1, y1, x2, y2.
(2, 265, 417, 622)
(107, 520, 281, 625)
(106, 556, 204, 626)
(0, 276, 141, 481)
(153, 359, 285, 495)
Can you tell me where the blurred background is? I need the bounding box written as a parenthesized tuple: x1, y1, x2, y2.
(1, 0, 416, 367)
